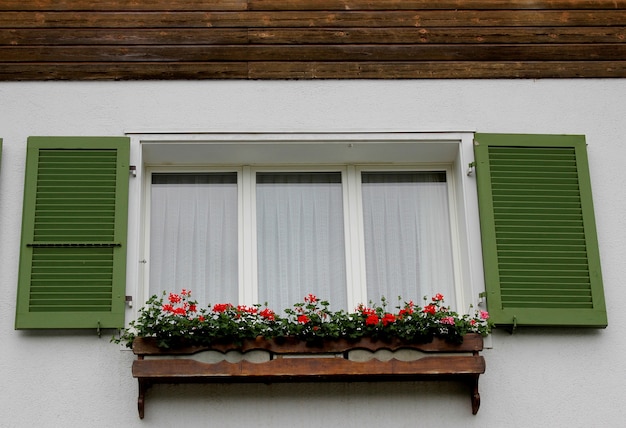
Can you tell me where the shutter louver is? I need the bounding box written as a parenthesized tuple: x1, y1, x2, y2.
(16, 137, 130, 329)
(474, 134, 607, 328)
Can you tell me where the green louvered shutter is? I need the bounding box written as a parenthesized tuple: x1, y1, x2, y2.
(15, 137, 130, 329)
(474, 134, 607, 328)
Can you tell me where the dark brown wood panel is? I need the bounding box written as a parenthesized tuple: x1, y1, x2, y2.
(249, 61, 626, 78)
(1, 0, 625, 80)
(2, 0, 625, 11)
(3, 44, 625, 62)
(2, 11, 625, 29)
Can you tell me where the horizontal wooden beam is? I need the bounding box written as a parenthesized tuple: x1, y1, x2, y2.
(248, 61, 626, 78)
(3, 27, 625, 45)
(1, 61, 625, 80)
(3, 45, 625, 62)
(2, 0, 625, 11)
(1, 11, 625, 29)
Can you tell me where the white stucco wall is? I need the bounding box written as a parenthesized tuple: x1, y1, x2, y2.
(1, 80, 625, 427)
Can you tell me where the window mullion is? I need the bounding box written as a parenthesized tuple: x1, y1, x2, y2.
(344, 166, 367, 308)
(240, 166, 257, 306)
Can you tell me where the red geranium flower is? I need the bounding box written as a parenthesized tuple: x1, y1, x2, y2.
(365, 314, 379, 325)
(382, 313, 396, 326)
(297, 315, 310, 324)
(423, 304, 437, 315)
(169, 293, 182, 304)
(260, 308, 275, 321)
(212, 303, 233, 313)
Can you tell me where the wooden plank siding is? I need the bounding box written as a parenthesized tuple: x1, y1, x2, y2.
(1, 0, 625, 80)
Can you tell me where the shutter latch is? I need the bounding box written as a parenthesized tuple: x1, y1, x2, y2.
(126, 295, 133, 308)
(130, 165, 137, 177)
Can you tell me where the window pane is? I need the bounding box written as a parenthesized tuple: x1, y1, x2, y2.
(362, 171, 455, 303)
(256, 172, 347, 310)
(150, 173, 238, 306)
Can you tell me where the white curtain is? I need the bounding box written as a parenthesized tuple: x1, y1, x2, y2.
(256, 172, 347, 310)
(361, 171, 455, 305)
(149, 173, 238, 307)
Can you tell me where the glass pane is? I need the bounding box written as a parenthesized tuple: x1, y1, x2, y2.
(256, 172, 347, 310)
(362, 171, 455, 305)
(150, 173, 238, 307)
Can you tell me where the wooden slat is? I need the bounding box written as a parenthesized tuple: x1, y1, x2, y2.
(0, 29, 249, 45)
(3, 44, 625, 62)
(3, 27, 625, 46)
(0, 63, 249, 80)
(1, 11, 626, 29)
(248, 27, 626, 45)
(248, 0, 626, 11)
(248, 61, 626, 79)
(1, 61, 625, 80)
(132, 355, 486, 379)
(2, 0, 624, 11)
(0, 0, 249, 12)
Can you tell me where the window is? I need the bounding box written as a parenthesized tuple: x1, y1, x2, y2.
(133, 133, 478, 313)
(146, 166, 456, 311)
(14, 133, 607, 329)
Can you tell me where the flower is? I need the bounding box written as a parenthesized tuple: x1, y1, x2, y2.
(212, 303, 233, 313)
(441, 316, 455, 325)
(423, 304, 437, 315)
(365, 314, 379, 325)
(382, 313, 396, 326)
(432, 293, 444, 302)
(113, 291, 492, 349)
(260, 308, 276, 321)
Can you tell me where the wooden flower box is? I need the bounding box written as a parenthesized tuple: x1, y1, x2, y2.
(131, 333, 486, 418)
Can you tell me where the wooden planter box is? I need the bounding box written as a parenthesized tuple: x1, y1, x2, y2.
(132, 333, 486, 418)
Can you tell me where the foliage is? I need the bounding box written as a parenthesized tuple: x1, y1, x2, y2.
(113, 290, 491, 349)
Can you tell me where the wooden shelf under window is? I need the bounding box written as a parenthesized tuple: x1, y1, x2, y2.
(131, 334, 486, 418)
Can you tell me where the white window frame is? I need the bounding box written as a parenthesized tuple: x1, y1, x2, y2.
(125, 132, 485, 317)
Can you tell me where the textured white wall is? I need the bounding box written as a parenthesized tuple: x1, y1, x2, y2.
(1, 80, 625, 427)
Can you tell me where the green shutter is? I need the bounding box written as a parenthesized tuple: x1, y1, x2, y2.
(474, 134, 607, 328)
(15, 137, 130, 329)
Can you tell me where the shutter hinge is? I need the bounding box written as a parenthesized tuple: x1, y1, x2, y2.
(97, 321, 101, 338)
(467, 161, 476, 176)
(129, 165, 137, 177)
(126, 295, 133, 308)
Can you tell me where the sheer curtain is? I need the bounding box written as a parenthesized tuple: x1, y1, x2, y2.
(256, 172, 347, 310)
(149, 173, 238, 307)
(361, 171, 455, 305)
